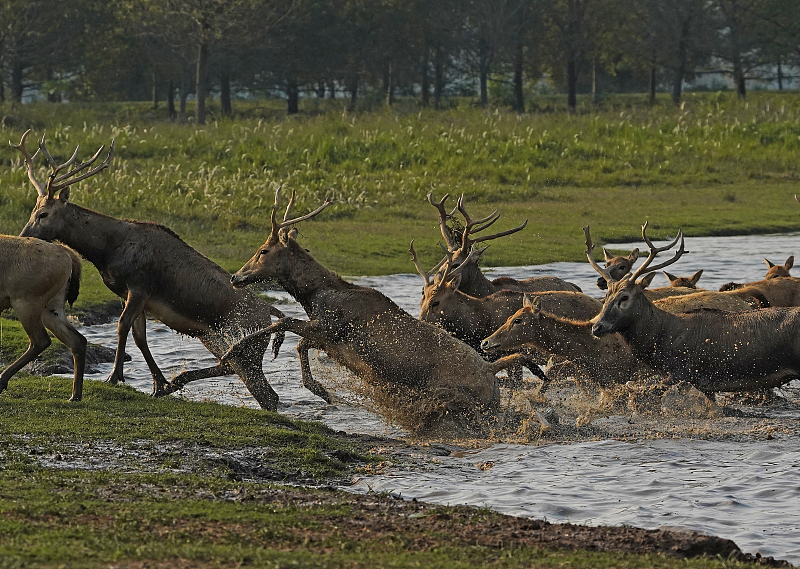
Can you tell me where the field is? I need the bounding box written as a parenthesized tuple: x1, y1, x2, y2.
(1, 93, 799, 567)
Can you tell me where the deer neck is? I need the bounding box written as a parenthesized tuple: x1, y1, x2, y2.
(57, 204, 129, 270)
(460, 267, 495, 297)
(276, 246, 352, 310)
(537, 313, 596, 361)
(617, 300, 677, 364)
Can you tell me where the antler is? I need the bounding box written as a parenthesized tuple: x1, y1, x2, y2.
(584, 225, 614, 284)
(628, 221, 685, 282)
(409, 240, 450, 287)
(456, 194, 527, 251)
(9, 130, 114, 199)
(270, 187, 331, 241)
(9, 129, 46, 196)
(427, 192, 459, 250)
(437, 244, 482, 284)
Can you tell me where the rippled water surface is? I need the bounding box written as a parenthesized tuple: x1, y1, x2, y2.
(74, 232, 800, 564)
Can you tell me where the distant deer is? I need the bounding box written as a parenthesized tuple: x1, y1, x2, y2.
(226, 190, 547, 434)
(427, 193, 581, 296)
(587, 223, 800, 394)
(719, 256, 793, 293)
(13, 130, 287, 409)
(663, 270, 703, 288)
(481, 295, 652, 386)
(0, 236, 86, 400)
(765, 256, 793, 279)
(594, 246, 639, 290)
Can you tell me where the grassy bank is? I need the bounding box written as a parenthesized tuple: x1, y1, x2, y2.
(0, 378, 764, 568)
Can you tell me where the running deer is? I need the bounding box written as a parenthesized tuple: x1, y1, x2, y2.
(586, 223, 800, 394)
(427, 193, 581, 296)
(0, 236, 86, 400)
(226, 190, 547, 434)
(12, 130, 287, 409)
(481, 295, 652, 386)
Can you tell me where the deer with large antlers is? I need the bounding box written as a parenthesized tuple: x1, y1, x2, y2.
(587, 223, 800, 394)
(226, 190, 547, 434)
(12, 130, 288, 409)
(427, 193, 581, 297)
(0, 236, 86, 400)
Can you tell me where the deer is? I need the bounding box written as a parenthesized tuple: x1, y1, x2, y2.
(719, 256, 794, 294)
(586, 222, 800, 395)
(426, 193, 581, 297)
(481, 294, 652, 387)
(12, 130, 288, 410)
(0, 236, 86, 401)
(594, 246, 639, 291)
(413, 243, 601, 356)
(765, 256, 793, 279)
(663, 270, 703, 288)
(225, 190, 548, 434)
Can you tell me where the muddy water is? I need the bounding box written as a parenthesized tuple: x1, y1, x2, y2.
(74, 232, 800, 564)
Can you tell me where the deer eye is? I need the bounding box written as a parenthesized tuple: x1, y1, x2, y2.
(513, 318, 522, 325)
(431, 301, 440, 308)
(38, 212, 49, 220)
(618, 295, 629, 303)
(258, 249, 269, 258)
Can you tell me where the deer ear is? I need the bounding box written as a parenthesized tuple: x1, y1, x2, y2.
(603, 247, 613, 262)
(786, 256, 794, 270)
(639, 272, 657, 288)
(765, 258, 776, 268)
(690, 269, 703, 285)
(628, 248, 640, 263)
(448, 273, 462, 290)
(58, 187, 70, 203)
(522, 294, 534, 308)
(664, 271, 677, 282)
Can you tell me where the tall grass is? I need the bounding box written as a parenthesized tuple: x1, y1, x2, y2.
(1, 92, 799, 276)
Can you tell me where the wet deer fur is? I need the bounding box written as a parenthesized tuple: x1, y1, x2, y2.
(587, 223, 800, 394)
(427, 193, 581, 297)
(0, 236, 86, 400)
(13, 130, 286, 409)
(227, 190, 547, 434)
(481, 295, 653, 386)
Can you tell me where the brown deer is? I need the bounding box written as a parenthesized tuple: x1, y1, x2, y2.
(719, 256, 793, 293)
(595, 246, 639, 290)
(12, 130, 287, 409)
(587, 223, 800, 395)
(481, 295, 652, 386)
(427, 193, 581, 296)
(226, 190, 547, 434)
(663, 270, 703, 288)
(0, 236, 86, 400)
(414, 245, 601, 354)
(765, 256, 793, 279)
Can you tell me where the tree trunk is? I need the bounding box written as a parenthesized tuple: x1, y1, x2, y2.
(347, 73, 358, 111)
(513, 40, 524, 112)
(287, 77, 299, 115)
(195, 41, 208, 125)
(384, 61, 394, 106)
(11, 61, 24, 103)
(316, 80, 325, 98)
(777, 57, 783, 91)
(567, 55, 578, 112)
(434, 48, 444, 109)
(167, 80, 176, 120)
(152, 71, 159, 110)
(649, 51, 657, 104)
(421, 52, 430, 107)
(327, 79, 335, 98)
(220, 72, 232, 116)
(180, 72, 188, 116)
(591, 60, 598, 104)
(479, 41, 491, 107)
(672, 19, 689, 106)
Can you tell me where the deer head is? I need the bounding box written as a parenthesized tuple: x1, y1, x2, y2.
(764, 256, 793, 279)
(13, 130, 114, 241)
(595, 247, 640, 290)
(587, 222, 684, 337)
(481, 294, 541, 352)
(411, 241, 478, 319)
(231, 188, 330, 288)
(664, 269, 703, 288)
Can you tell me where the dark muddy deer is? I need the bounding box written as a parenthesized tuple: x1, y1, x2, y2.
(226, 190, 547, 434)
(587, 223, 800, 394)
(427, 193, 581, 296)
(13, 130, 287, 409)
(0, 236, 86, 400)
(481, 295, 653, 386)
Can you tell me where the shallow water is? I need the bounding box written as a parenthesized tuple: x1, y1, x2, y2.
(73, 232, 800, 564)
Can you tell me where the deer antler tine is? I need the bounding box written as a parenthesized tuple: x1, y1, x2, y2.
(630, 223, 685, 282)
(46, 140, 115, 195)
(279, 199, 332, 228)
(52, 143, 104, 185)
(427, 192, 457, 250)
(795, 194, 799, 204)
(283, 190, 296, 222)
(584, 225, 615, 284)
(273, 186, 282, 208)
(471, 219, 528, 244)
(410, 240, 433, 286)
(38, 133, 59, 169)
(9, 129, 47, 197)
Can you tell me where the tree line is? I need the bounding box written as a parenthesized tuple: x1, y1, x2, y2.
(1, 0, 799, 124)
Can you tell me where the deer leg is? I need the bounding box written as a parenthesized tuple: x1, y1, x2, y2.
(41, 300, 87, 402)
(130, 312, 169, 396)
(297, 337, 333, 403)
(107, 289, 149, 385)
(490, 353, 550, 390)
(0, 308, 51, 394)
(221, 317, 313, 363)
(159, 361, 237, 395)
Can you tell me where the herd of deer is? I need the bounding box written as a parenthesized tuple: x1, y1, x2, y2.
(4, 131, 800, 433)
